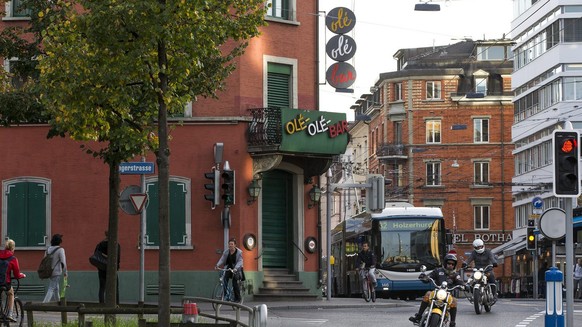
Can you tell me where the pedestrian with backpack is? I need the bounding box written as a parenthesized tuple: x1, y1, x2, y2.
(42, 234, 67, 303)
(0, 239, 25, 322)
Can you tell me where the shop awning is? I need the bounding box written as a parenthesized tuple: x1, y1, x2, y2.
(491, 235, 526, 259)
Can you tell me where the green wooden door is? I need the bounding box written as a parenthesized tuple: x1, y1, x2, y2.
(261, 170, 292, 268)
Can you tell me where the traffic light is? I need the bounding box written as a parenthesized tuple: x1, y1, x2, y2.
(221, 169, 236, 206)
(204, 170, 220, 207)
(366, 174, 385, 212)
(553, 130, 581, 196)
(526, 219, 536, 250)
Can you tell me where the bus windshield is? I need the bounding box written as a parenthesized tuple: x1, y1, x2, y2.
(377, 218, 443, 271)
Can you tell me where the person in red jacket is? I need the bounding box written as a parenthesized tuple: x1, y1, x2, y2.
(0, 239, 26, 322)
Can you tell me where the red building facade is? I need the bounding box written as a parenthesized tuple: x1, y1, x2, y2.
(1, 1, 343, 302)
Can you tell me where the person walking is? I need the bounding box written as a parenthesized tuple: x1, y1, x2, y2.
(215, 238, 244, 303)
(574, 258, 582, 299)
(43, 234, 67, 303)
(95, 231, 121, 304)
(0, 239, 25, 322)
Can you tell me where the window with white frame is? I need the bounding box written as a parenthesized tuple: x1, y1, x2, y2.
(474, 161, 490, 184)
(474, 205, 490, 230)
(426, 120, 441, 144)
(426, 162, 441, 186)
(2, 177, 51, 248)
(394, 82, 402, 101)
(266, 0, 295, 21)
(473, 118, 489, 143)
(3, 0, 31, 18)
(264, 56, 297, 109)
(475, 77, 488, 95)
(426, 81, 441, 100)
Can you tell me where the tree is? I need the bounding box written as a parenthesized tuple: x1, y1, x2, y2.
(38, 0, 266, 324)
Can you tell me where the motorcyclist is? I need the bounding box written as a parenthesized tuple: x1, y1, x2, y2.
(355, 241, 377, 289)
(409, 253, 465, 327)
(462, 239, 498, 294)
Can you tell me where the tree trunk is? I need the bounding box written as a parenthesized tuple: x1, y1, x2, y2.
(156, 35, 171, 326)
(105, 161, 121, 326)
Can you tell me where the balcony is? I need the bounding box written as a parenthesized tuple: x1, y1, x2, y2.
(376, 143, 408, 160)
(247, 107, 282, 153)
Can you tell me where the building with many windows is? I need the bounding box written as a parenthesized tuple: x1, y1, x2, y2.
(502, 0, 582, 297)
(346, 39, 516, 286)
(1, 1, 346, 302)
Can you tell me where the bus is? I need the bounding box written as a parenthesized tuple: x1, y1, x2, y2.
(330, 206, 450, 300)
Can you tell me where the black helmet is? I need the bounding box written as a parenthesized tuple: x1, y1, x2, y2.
(443, 253, 458, 269)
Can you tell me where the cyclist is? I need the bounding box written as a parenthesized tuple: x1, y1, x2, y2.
(462, 239, 498, 296)
(356, 241, 377, 290)
(409, 253, 465, 327)
(215, 238, 243, 303)
(0, 239, 25, 322)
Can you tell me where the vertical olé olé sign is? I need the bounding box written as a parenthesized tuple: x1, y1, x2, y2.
(325, 7, 357, 91)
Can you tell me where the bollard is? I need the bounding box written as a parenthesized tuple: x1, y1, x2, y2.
(545, 267, 564, 327)
(182, 301, 198, 323)
(252, 304, 268, 327)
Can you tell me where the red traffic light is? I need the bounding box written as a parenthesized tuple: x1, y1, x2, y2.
(560, 138, 577, 153)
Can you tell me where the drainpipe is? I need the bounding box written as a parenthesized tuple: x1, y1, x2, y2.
(500, 101, 505, 235)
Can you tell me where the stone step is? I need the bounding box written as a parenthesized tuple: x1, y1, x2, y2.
(262, 280, 304, 288)
(252, 293, 318, 302)
(258, 287, 311, 294)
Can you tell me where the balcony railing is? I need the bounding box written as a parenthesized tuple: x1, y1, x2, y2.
(376, 143, 407, 157)
(248, 107, 282, 149)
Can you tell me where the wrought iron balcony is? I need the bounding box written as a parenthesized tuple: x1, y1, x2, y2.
(376, 143, 408, 159)
(248, 107, 282, 152)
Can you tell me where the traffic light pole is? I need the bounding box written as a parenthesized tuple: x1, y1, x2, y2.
(565, 198, 574, 327)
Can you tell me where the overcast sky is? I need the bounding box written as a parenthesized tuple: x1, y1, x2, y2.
(318, 0, 514, 120)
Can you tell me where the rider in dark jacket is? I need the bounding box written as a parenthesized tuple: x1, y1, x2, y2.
(409, 253, 465, 327)
(462, 239, 498, 290)
(355, 241, 377, 288)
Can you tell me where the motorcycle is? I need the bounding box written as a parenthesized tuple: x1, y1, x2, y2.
(416, 266, 465, 327)
(465, 264, 497, 314)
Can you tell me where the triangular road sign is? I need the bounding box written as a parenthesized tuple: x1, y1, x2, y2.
(130, 193, 148, 213)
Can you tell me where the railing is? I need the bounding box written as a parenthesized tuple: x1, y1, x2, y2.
(376, 143, 407, 157)
(292, 241, 308, 262)
(247, 107, 282, 148)
(23, 298, 268, 327)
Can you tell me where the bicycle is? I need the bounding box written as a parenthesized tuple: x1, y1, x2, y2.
(212, 268, 245, 309)
(359, 268, 376, 303)
(0, 278, 23, 326)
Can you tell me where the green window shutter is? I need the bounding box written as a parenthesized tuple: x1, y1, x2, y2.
(146, 183, 160, 246)
(6, 182, 46, 247)
(169, 182, 186, 246)
(267, 63, 291, 109)
(146, 180, 187, 247)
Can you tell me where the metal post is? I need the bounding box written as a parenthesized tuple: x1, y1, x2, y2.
(564, 198, 574, 327)
(139, 156, 146, 303)
(326, 168, 332, 301)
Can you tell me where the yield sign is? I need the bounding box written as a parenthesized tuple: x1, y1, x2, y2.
(129, 193, 148, 213)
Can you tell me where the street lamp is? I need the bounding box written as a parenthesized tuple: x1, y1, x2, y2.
(308, 185, 322, 209)
(247, 179, 261, 205)
(415, 1, 440, 11)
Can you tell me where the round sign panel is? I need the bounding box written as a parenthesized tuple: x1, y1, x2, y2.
(326, 34, 357, 62)
(325, 7, 356, 34)
(326, 62, 357, 89)
(539, 208, 566, 240)
(120, 185, 142, 215)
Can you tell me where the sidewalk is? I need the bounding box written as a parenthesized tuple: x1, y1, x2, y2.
(27, 297, 410, 324)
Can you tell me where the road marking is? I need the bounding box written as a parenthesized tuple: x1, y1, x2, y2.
(279, 317, 328, 326)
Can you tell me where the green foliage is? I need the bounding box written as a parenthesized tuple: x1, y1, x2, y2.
(37, 0, 267, 164)
(0, 0, 69, 124)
